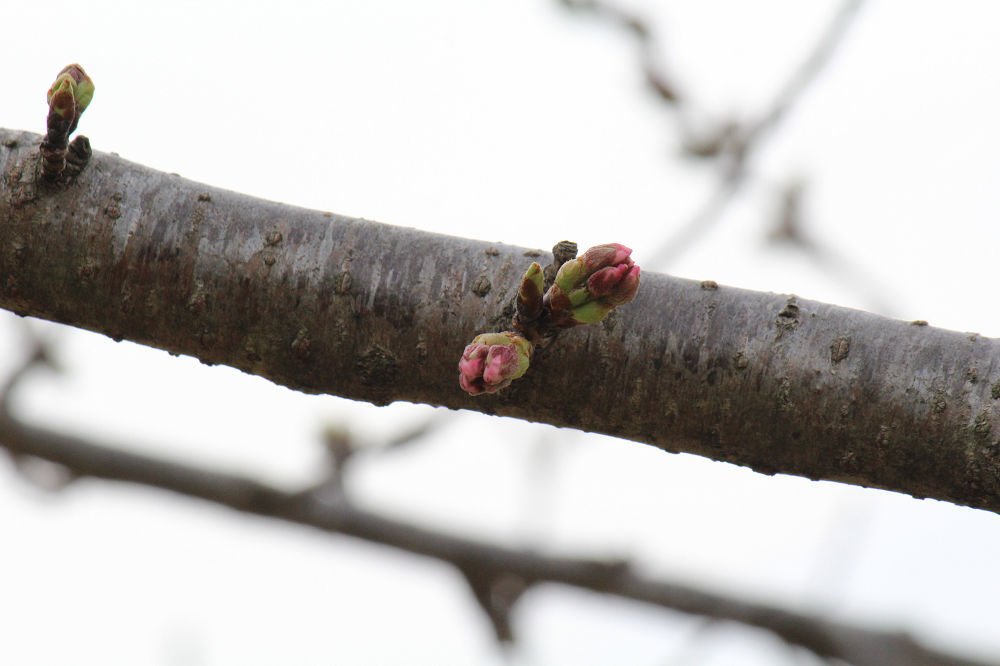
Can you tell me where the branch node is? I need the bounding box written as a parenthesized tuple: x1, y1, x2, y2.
(460, 566, 528, 644)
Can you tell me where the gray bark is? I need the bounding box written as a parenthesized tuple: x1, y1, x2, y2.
(3, 127, 1000, 514)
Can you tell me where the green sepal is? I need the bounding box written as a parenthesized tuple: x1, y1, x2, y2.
(571, 301, 613, 324)
(568, 287, 590, 308)
(47, 77, 76, 119)
(74, 75, 95, 112)
(554, 258, 586, 292)
(523, 262, 543, 294)
(517, 262, 545, 321)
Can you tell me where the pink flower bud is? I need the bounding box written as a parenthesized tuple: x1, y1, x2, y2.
(458, 343, 489, 379)
(587, 263, 630, 297)
(597, 264, 641, 306)
(458, 332, 533, 395)
(545, 243, 640, 327)
(459, 373, 484, 395)
(579, 243, 633, 273)
(482, 345, 519, 385)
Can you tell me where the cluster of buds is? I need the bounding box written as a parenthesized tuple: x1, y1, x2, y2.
(458, 332, 533, 395)
(41, 64, 95, 177)
(459, 243, 640, 396)
(543, 243, 640, 327)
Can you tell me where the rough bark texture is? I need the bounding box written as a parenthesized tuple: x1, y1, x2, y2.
(3, 128, 1000, 513)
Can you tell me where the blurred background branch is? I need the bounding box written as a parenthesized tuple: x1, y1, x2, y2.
(1, 344, 993, 666)
(556, 0, 867, 273)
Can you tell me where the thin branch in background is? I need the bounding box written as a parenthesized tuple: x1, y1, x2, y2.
(461, 567, 527, 644)
(615, 0, 867, 269)
(0, 355, 995, 666)
(557, 0, 686, 109)
(647, 156, 746, 270)
(744, 0, 866, 140)
(0, 325, 76, 493)
(378, 412, 454, 454)
(556, 0, 879, 323)
(766, 178, 898, 316)
(312, 413, 455, 495)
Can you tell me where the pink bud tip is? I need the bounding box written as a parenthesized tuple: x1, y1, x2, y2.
(587, 263, 631, 297)
(483, 345, 519, 384)
(607, 243, 633, 266)
(580, 243, 634, 272)
(603, 265, 641, 306)
(458, 333, 532, 395)
(459, 374, 484, 395)
(458, 343, 489, 379)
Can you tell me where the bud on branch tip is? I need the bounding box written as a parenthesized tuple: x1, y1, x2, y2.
(46, 64, 94, 135)
(41, 64, 95, 178)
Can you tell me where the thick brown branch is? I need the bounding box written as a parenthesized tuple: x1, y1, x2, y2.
(0, 412, 992, 666)
(3, 128, 1000, 514)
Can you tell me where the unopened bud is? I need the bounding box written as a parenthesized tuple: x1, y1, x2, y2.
(46, 64, 94, 137)
(516, 262, 545, 323)
(544, 243, 640, 326)
(46, 76, 77, 121)
(458, 332, 533, 395)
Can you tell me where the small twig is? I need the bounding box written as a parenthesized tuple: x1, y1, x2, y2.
(310, 413, 454, 493)
(542, 240, 578, 292)
(378, 412, 454, 453)
(766, 178, 898, 316)
(645, 157, 745, 269)
(0, 331, 79, 492)
(0, 331, 53, 411)
(557, 0, 684, 108)
(640, 0, 866, 269)
(742, 0, 866, 141)
(460, 566, 526, 643)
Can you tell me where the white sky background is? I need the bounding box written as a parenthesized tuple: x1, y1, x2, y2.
(3, 1, 1000, 664)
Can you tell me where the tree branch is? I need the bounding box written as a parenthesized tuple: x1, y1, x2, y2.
(0, 407, 992, 666)
(3, 128, 1000, 514)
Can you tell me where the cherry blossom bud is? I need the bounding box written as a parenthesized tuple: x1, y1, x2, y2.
(42, 64, 95, 178)
(458, 332, 533, 395)
(46, 76, 77, 122)
(589, 263, 640, 306)
(46, 64, 94, 133)
(545, 243, 640, 326)
(579, 243, 633, 271)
